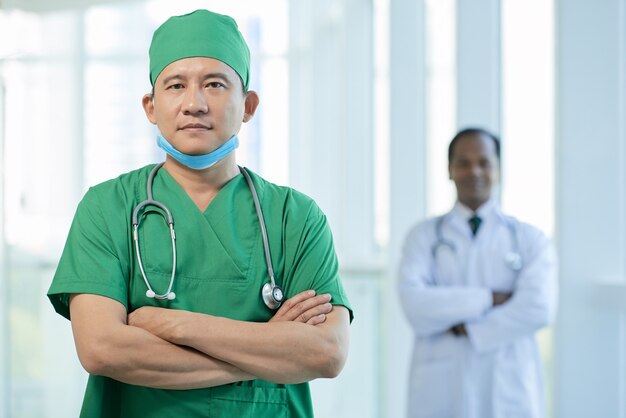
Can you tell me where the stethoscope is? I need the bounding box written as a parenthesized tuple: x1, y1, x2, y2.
(131, 163, 284, 310)
(431, 213, 523, 271)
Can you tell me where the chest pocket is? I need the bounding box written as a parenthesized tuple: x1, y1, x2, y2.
(208, 386, 288, 418)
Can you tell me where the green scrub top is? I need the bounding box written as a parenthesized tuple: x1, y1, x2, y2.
(48, 164, 353, 418)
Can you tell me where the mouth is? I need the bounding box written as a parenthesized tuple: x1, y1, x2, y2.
(179, 123, 211, 131)
(463, 181, 485, 190)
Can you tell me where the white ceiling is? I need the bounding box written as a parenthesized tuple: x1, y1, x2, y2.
(3, 0, 139, 12)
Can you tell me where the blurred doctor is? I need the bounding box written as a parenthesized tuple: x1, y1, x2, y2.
(398, 128, 558, 418)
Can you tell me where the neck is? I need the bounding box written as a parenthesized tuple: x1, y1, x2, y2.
(459, 197, 489, 212)
(163, 153, 239, 210)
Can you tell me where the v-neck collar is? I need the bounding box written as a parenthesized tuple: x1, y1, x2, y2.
(157, 167, 245, 218)
(452, 198, 500, 222)
(143, 166, 261, 281)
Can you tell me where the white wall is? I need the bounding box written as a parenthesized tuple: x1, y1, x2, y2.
(555, 0, 626, 416)
(456, 0, 501, 132)
(0, 68, 9, 418)
(387, 1, 426, 417)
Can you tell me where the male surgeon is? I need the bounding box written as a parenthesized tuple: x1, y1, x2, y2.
(48, 9, 352, 417)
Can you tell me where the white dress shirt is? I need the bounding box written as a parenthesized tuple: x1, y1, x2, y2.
(398, 199, 558, 418)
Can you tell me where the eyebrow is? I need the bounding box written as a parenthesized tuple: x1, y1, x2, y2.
(160, 72, 232, 86)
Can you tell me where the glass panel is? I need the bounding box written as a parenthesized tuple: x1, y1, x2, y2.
(373, 0, 390, 248)
(425, 0, 457, 217)
(83, 61, 156, 186)
(501, 0, 555, 236)
(502, 1, 555, 417)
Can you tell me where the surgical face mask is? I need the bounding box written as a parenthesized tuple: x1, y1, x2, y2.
(156, 134, 239, 170)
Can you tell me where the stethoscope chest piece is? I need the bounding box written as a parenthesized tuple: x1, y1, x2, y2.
(505, 251, 523, 271)
(262, 281, 284, 309)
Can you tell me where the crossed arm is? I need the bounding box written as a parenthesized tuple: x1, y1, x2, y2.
(69, 291, 349, 390)
(449, 292, 511, 336)
(399, 224, 557, 351)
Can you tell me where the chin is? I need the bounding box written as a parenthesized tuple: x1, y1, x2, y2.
(174, 140, 218, 155)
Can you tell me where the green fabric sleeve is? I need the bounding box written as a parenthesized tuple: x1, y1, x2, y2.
(283, 200, 354, 323)
(47, 188, 129, 320)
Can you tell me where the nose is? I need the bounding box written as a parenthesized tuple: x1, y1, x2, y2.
(469, 163, 483, 177)
(182, 85, 208, 114)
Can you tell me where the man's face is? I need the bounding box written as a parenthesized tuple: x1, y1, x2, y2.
(448, 133, 500, 210)
(142, 57, 257, 155)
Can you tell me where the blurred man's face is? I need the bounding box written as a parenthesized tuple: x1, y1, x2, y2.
(448, 133, 500, 211)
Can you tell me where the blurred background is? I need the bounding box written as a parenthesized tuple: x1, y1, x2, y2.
(0, 0, 624, 417)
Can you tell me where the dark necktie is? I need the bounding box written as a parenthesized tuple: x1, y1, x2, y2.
(469, 214, 482, 236)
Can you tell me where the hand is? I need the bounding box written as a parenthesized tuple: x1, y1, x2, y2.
(492, 292, 513, 306)
(128, 306, 187, 342)
(449, 323, 467, 336)
(269, 290, 333, 325)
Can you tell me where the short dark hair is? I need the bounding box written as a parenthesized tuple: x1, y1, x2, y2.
(448, 127, 500, 164)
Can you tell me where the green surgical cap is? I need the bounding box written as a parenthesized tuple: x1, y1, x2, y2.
(149, 9, 250, 89)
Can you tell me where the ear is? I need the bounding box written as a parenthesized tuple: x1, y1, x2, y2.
(142, 93, 157, 125)
(242, 91, 260, 123)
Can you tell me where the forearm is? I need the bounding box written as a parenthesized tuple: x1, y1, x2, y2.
(466, 247, 558, 352)
(70, 294, 254, 390)
(449, 292, 512, 336)
(85, 324, 254, 389)
(465, 291, 553, 352)
(137, 307, 350, 384)
(398, 284, 492, 336)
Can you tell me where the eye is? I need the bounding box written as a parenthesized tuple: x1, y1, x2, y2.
(167, 83, 184, 90)
(206, 81, 226, 89)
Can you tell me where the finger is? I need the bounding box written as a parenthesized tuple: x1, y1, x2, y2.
(296, 302, 333, 323)
(286, 290, 317, 306)
(273, 290, 316, 318)
(283, 294, 332, 322)
(306, 314, 327, 326)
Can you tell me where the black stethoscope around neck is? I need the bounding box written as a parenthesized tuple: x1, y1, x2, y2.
(431, 213, 524, 271)
(131, 162, 284, 310)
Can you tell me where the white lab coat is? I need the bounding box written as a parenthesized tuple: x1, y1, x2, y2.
(398, 199, 558, 418)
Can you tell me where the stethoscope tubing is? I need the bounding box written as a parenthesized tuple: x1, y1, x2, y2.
(431, 213, 523, 272)
(239, 167, 278, 290)
(131, 163, 282, 308)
